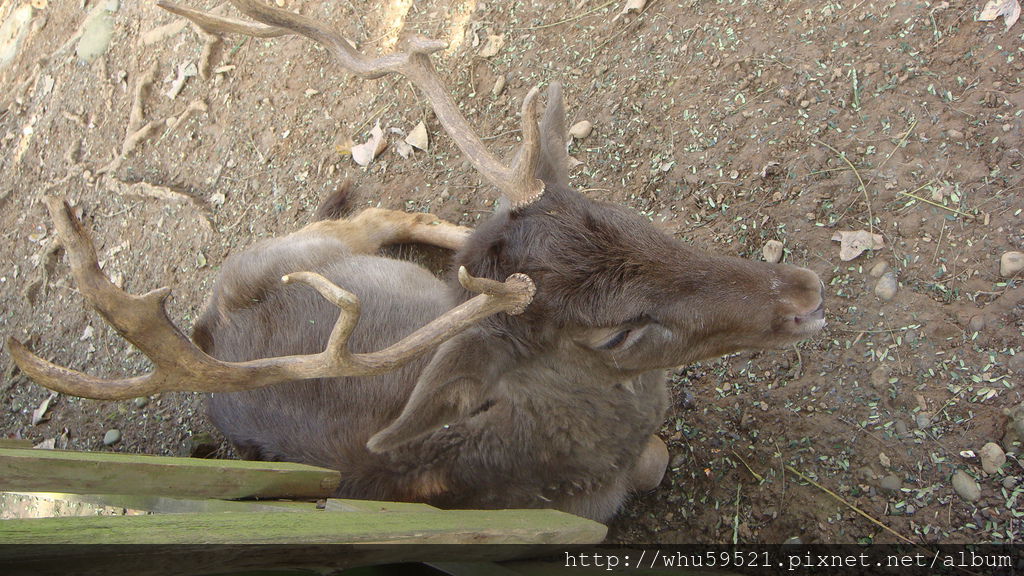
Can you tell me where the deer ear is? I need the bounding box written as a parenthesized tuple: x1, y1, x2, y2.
(366, 330, 512, 453)
(534, 82, 570, 188)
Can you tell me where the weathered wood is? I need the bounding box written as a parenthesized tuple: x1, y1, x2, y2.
(0, 491, 317, 517)
(0, 439, 33, 449)
(325, 498, 440, 513)
(0, 448, 340, 499)
(0, 508, 607, 544)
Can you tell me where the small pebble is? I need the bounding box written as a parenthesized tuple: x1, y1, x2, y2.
(783, 537, 803, 545)
(1003, 476, 1019, 490)
(762, 240, 784, 263)
(946, 128, 964, 139)
(869, 365, 890, 389)
(979, 442, 1006, 475)
(915, 412, 931, 429)
(1000, 251, 1024, 278)
(133, 396, 150, 409)
(967, 315, 987, 333)
(951, 469, 981, 502)
(103, 429, 122, 446)
(874, 271, 898, 300)
(569, 120, 593, 139)
(894, 420, 909, 437)
(491, 74, 506, 97)
(869, 260, 889, 278)
(879, 474, 902, 492)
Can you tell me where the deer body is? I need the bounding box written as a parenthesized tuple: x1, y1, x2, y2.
(8, 0, 826, 525)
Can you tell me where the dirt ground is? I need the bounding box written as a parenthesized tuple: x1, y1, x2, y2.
(1, 0, 1022, 545)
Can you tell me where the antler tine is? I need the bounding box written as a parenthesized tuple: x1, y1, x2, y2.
(156, 0, 546, 208)
(7, 199, 535, 400)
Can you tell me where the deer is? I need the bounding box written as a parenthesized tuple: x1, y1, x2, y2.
(7, 0, 826, 523)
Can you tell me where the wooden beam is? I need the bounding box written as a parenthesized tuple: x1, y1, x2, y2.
(0, 448, 340, 499)
(0, 508, 607, 545)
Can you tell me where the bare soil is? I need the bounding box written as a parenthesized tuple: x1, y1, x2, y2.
(1, 0, 1022, 544)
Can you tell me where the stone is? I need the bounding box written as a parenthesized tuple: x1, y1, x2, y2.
(915, 412, 931, 429)
(869, 260, 889, 278)
(979, 442, 1006, 475)
(951, 470, 981, 502)
(875, 271, 898, 300)
(569, 120, 593, 139)
(1000, 251, 1024, 278)
(879, 474, 902, 492)
(103, 429, 122, 446)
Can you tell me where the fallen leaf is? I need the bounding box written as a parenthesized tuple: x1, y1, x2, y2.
(395, 139, 413, 159)
(831, 230, 885, 261)
(478, 34, 505, 58)
(621, 0, 647, 15)
(406, 121, 429, 151)
(31, 393, 58, 426)
(351, 123, 386, 166)
(979, 0, 1021, 29)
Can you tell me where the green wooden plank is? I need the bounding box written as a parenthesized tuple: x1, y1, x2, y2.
(0, 508, 607, 544)
(325, 498, 440, 513)
(0, 448, 340, 500)
(0, 439, 33, 449)
(1, 491, 317, 516)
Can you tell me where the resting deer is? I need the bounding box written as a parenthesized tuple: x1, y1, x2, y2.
(7, 0, 825, 522)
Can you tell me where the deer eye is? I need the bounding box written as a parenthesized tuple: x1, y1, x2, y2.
(598, 329, 633, 350)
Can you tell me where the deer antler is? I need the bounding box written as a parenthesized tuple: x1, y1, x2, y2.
(157, 0, 545, 209)
(6, 198, 535, 400)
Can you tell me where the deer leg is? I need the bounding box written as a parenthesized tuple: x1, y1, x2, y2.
(298, 208, 471, 254)
(629, 434, 669, 492)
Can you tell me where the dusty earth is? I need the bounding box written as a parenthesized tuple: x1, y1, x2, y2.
(1, 0, 1022, 545)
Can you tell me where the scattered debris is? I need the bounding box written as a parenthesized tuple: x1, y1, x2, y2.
(351, 122, 386, 166)
(0, 4, 36, 69)
(141, 18, 189, 45)
(478, 33, 505, 58)
(31, 393, 57, 426)
(832, 230, 884, 261)
(405, 121, 429, 151)
(879, 474, 901, 492)
(762, 240, 784, 263)
(621, 0, 648, 16)
(492, 74, 506, 97)
(166, 61, 199, 100)
(76, 0, 120, 63)
(979, 442, 1006, 475)
(1000, 251, 1024, 277)
(978, 0, 1021, 30)
(100, 62, 161, 174)
(165, 99, 208, 135)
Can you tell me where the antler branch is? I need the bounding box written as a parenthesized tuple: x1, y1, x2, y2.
(156, 0, 545, 208)
(7, 198, 535, 400)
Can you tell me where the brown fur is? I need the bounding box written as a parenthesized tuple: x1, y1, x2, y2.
(196, 85, 824, 522)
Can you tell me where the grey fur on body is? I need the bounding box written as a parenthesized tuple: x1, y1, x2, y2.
(194, 84, 824, 522)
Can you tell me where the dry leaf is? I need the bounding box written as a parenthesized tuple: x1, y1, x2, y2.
(621, 0, 647, 15)
(395, 140, 413, 159)
(979, 0, 1021, 29)
(832, 230, 885, 261)
(478, 34, 505, 58)
(406, 121, 429, 151)
(34, 438, 56, 449)
(31, 393, 57, 426)
(351, 123, 386, 166)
